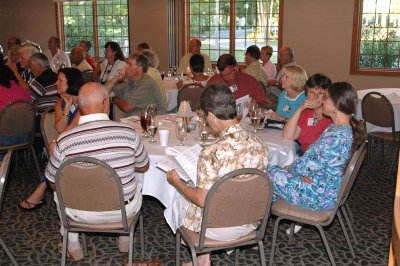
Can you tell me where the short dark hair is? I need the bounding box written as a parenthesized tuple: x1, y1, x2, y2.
(0, 65, 18, 88)
(189, 54, 205, 73)
(246, 45, 261, 60)
(58, 68, 84, 96)
(130, 53, 149, 73)
(305, 73, 332, 96)
(200, 83, 237, 120)
(216, 54, 237, 71)
(0, 51, 4, 65)
(105, 41, 126, 61)
(137, 42, 150, 51)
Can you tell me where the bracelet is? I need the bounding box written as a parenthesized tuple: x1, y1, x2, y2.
(62, 113, 70, 117)
(51, 139, 56, 143)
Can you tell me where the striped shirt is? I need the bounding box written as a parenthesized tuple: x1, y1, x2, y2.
(45, 113, 149, 201)
(29, 68, 58, 112)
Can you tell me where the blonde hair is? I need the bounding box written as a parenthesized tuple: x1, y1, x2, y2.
(282, 65, 307, 93)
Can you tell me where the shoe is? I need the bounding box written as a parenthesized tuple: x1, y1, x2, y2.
(18, 200, 46, 212)
(57, 242, 84, 261)
(119, 236, 130, 253)
(286, 225, 302, 235)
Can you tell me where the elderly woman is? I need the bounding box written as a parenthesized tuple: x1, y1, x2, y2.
(93, 41, 126, 84)
(19, 68, 84, 211)
(260, 45, 277, 81)
(268, 82, 366, 212)
(140, 49, 167, 107)
(268, 65, 307, 121)
(176, 54, 210, 89)
(283, 73, 333, 155)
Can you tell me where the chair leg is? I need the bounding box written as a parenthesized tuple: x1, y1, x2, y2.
(30, 145, 41, 177)
(234, 248, 239, 265)
(367, 136, 372, 164)
(82, 233, 88, 257)
(258, 241, 266, 266)
(316, 225, 336, 266)
(140, 213, 144, 259)
(387, 145, 399, 179)
(190, 247, 198, 266)
(341, 206, 358, 245)
(128, 228, 134, 266)
(344, 202, 354, 224)
(288, 222, 295, 244)
(175, 231, 181, 266)
(269, 217, 282, 266)
(337, 211, 356, 258)
(61, 231, 68, 266)
(0, 237, 18, 266)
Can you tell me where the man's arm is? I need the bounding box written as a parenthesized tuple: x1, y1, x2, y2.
(114, 97, 135, 112)
(136, 162, 149, 173)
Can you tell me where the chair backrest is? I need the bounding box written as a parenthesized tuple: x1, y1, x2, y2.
(337, 142, 367, 208)
(0, 150, 12, 213)
(361, 92, 395, 129)
(55, 156, 129, 229)
(199, 168, 273, 248)
(177, 83, 205, 111)
(40, 107, 58, 153)
(82, 70, 94, 83)
(112, 103, 129, 121)
(0, 100, 35, 141)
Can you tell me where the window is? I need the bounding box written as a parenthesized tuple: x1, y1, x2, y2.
(57, 0, 129, 58)
(351, 0, 400, 76)
(186, 0, 281, 63)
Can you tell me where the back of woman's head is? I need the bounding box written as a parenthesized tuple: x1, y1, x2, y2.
(283, 65, 307, 92)
(190, 54, 205, 73)
(329, 82, 366, 152)
(58, 68, 84, 96)
(0, 65, 18, 88)
(105, 41, 125, 61)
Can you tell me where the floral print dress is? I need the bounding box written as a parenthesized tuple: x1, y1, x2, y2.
(268, 125, 352, 210)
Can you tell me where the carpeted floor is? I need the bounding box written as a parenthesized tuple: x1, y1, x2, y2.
(0, 141, 397, 266)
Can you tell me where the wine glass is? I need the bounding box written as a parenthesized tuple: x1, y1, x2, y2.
(236, 103, 243, 122)
(167, 68, 173, 77)
(147, 104, 157, 118)
(147, 116, 158, 143)
(140, 110, 149, 137)
(198, 120, 209, 147)
(248, 102, 259, 118)
(250, 108, 262, 133)
(172, 66, 178, 76)
(175, 118, 187, 146)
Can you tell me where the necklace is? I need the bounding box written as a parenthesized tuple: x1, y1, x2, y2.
(100, 60, 116, 84)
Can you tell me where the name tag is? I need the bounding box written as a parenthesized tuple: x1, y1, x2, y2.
(307, 117, 317, 126)
(229, 84, 238, 93)
(282, 105, 291, 113)
(70, 104, 77, 114)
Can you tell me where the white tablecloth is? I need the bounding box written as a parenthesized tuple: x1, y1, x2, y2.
(122, 114, 296, 207)
(356, 88, 400, 133)
(163, 77, 178, 112)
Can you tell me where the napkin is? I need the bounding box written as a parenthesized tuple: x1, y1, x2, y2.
(165, 146, 191, 156)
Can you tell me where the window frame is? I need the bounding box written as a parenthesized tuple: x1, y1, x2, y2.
(182, 0, 283, 64)
(350, 0, 400, 76)
(55, 0, 130, 59)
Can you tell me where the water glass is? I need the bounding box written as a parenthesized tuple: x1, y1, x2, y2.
(147, 116, 158, 143)
(175, 119, 187, 146)
(198, 120, 209, 147)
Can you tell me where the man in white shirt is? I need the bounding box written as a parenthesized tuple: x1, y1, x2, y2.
(177, 39, 211, 75)
(44, 36, 71, 73)
(70, 47, 93, 72)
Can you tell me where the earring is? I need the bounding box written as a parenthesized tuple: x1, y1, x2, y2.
(333, 110, 337, 114)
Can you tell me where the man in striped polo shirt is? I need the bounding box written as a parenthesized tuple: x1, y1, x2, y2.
(45, 82, 149, 261)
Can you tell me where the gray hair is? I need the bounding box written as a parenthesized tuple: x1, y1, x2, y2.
(261, 45, 273, 57)
(141, 49, 159, 68)
(19, 45, 39, 59)
(78, 82, 108, 109)
(29, 53, 49, 68)
(129, 53, 149, 73)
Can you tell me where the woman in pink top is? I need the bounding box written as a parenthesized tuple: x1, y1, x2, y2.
(283, 73, 333, 155)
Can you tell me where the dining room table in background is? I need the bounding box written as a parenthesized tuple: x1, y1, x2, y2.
(162, 76, 179, 112)
(356, 88, 400, 133)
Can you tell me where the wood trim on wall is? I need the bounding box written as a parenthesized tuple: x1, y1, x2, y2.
(278, 0, 283, 49)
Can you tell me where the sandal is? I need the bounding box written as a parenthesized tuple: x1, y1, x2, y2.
(18, 200, 46, 212)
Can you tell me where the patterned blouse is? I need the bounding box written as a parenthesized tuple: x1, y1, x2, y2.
(183, 123, 269, 232)
(268, 124, 352, 210)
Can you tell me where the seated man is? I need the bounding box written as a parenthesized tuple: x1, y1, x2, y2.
(70, 47, 93, 72)
(105, 53, 166, 116)
(243, 45, 269, 88)
(208, 54, 269, 108)
(165, 83, 269, 266)
(45, 82, 149, 261)
(27, 53, 58, 112)
(44, 36, 71, 73)
(78, 40, 96, 70)
(177, 38, 211, 75)
(8, 45, 39, 85)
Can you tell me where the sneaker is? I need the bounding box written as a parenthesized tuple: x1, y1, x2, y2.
(286, 225, 302, 235)
(118, 236, 130, 253)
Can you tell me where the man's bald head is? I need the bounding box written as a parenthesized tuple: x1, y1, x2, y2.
(78, 82, 109, 115)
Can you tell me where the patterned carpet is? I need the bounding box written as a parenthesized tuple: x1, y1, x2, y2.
(0, 141, 397, 266)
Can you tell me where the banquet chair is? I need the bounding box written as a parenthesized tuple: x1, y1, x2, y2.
(176, 168, 273, 266)
(361, 92, 400, 178)
(40, 108, 58, 154)
(0, 150, 18, 266)
(55, 156, 144, 266)
(82, 70, 94, 83)
(269, 142, 367, 266)
(0, 100, 41, 177)
(177, 83, 205, 111)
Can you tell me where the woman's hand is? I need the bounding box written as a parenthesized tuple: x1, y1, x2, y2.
(302, 99, 321, 110)
(166, 170, 181, 187)
(301, 176, 313, 183)
(61, 94, 73, 111)
(115, 68, 126, 81)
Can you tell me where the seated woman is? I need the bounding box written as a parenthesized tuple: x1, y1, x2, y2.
(19, 68, 84, 211)
(268, 65, 307, 121)
(268, 82, 366, 212)
(283, 73, 333, 155)
(176, 54, 210, 89)
(0, 63, 32, 147)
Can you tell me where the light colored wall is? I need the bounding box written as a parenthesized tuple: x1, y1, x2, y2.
(282, 0, 398, 90)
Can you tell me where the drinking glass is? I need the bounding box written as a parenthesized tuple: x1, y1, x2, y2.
(236, 103, 243, 122)
(198, 120, 209, 147)
(160, 71, 165, 80)
(140, 110, 149, 137)
(248, 102, 259, 118)
(167, 68, 173, 77)
(147, 116, 158, 143)
(175, 119, 187, 146)
(172, 66, 178, 76)
(147, 104, 157, 117)
(250, 108, 262, 133)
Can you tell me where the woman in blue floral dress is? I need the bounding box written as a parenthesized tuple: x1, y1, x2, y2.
(268, 82, 366, 211)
